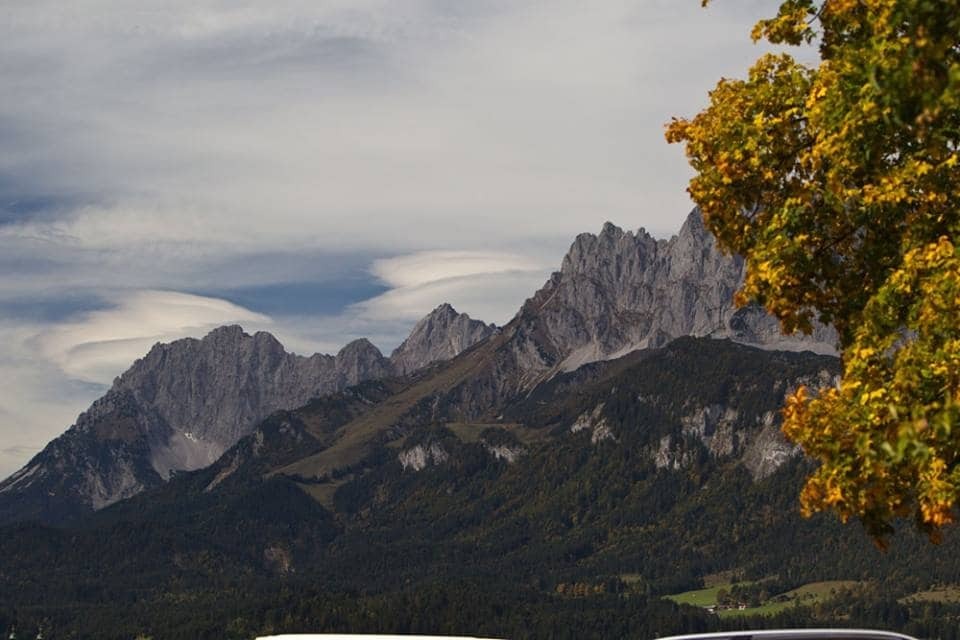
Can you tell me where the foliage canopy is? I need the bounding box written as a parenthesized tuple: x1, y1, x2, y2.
(667, 0, 960, 539)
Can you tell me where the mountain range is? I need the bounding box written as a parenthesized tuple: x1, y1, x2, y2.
(0, 210, 833, 526)
(12, 210, 943, 640)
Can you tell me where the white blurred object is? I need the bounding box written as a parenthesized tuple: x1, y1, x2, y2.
(659, 631, 918, 640)
(257, 636, 503, 640)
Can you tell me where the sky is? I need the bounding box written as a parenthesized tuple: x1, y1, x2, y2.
(0, 0, 794, 478)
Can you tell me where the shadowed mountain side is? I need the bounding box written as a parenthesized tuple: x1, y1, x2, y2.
(0, 210, 837, 527)
(269, 212, 839, 486)
(0, 306, 491, 526)
(13, 340, 960, 640)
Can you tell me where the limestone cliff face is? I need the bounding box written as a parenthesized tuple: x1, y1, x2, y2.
(433, 210, 837, 420)
(527, 210, 836, 374)
(0, 326, 393, 522)
(0, 306, 495, 525)
(104, 326, 393, 479)
(390, 304, 496, 375)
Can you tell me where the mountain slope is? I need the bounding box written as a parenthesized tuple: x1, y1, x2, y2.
(0, 306, 488, 525)
(390, 303, 497, 375)
(7, 339, 959, 639)
(279, 210, 839, 480)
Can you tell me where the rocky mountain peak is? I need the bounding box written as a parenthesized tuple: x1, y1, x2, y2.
(0, 326, 396, 524)
(390, 304, 497, 375)
(335, 339, 390, 384)
(560, 222, 659, 280)
(490, 208, 836, 394)
(336, 338, 384, 361)
(206, 323, 246, 339)
(432, 302, 457, 317)
(676, 206, 709, 238)
(600, 220, 628, 237)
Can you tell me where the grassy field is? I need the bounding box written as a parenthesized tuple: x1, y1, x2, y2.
(665, 580, 861, 618)
(665, 584, 743, 608)
(447, 422, 550, 445)
(900, 585, 960, 604)
(275, 331, 511, 482)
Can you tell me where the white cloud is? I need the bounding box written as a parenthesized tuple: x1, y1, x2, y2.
(1, 0, 790, 269)
(34, 290, 272, 385)
(0, 0, 813, 479)
(371, 250, 545, 289)
(359, 250, 552, 325)
(0, 321, 108, 479)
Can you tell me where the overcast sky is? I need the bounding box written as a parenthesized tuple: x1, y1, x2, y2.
(0, 0, 790, 478)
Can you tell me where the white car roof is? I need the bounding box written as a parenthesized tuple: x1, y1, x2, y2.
(657, 630, 918, 640)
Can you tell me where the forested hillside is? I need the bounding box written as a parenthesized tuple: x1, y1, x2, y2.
(2, 339, 959, 639)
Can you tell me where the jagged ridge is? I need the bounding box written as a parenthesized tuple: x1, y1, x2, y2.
(0, 305, 490, 524)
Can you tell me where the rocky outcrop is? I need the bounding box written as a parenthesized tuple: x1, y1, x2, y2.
(390, 304, 496, 375)
(0, 326, 393, 523)
(479, 427, 526, 462)
(398, 443, 449, 471)
(0, 298, 500, 525)
(524, 210, 836, 375)
(435, 209, 837, 420)
(571, 404, 617, 445)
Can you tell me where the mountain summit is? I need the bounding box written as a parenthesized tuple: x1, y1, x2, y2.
(390, 304, 497, 375)
(525, 210, 835, 375)
(0, 306, 491, 525)
(0, 210, 836, 526)
(430, 209, 836, 418)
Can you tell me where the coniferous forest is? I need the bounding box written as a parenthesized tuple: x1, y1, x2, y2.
(3, 339, 960, 639)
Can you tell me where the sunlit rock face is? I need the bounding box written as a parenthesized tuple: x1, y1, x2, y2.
(437, 210, 836, 420)
(0, 326, 394, 522)
(531, 209, 836, 377)
(390, 304, 496, 376)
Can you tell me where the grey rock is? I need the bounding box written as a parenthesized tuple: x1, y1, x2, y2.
(438, 209, 837, 420)
(484, 444, 525, 463)
(742, 421, 800, 481)
(390, 304, 496, 375)
(398, 442, 449, 471)
(0, 325, 392, 521)
(109, 326, 391, 479)
(531, 210, 836, 375)
(0, 299, 496, 524)
(570, 404, 617, 445)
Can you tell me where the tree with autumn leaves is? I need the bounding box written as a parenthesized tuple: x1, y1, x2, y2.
(667, 0, 960, 541)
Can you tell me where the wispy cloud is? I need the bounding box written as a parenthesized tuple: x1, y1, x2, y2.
(1, 0, 777, 266)
(0, 0, 799, 478)
(33, 290, 272, 384)
(359, 250, 551, 325)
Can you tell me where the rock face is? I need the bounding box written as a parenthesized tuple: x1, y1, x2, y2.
(390, 304, 497, 375)
(398, 443, 450, 472)
(116, 326, 393, 479)
(0, 303, 496, 525)
(434, 209, 837, 420)
(0, 328, 392, 524)
(527, 210, 836, 374)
